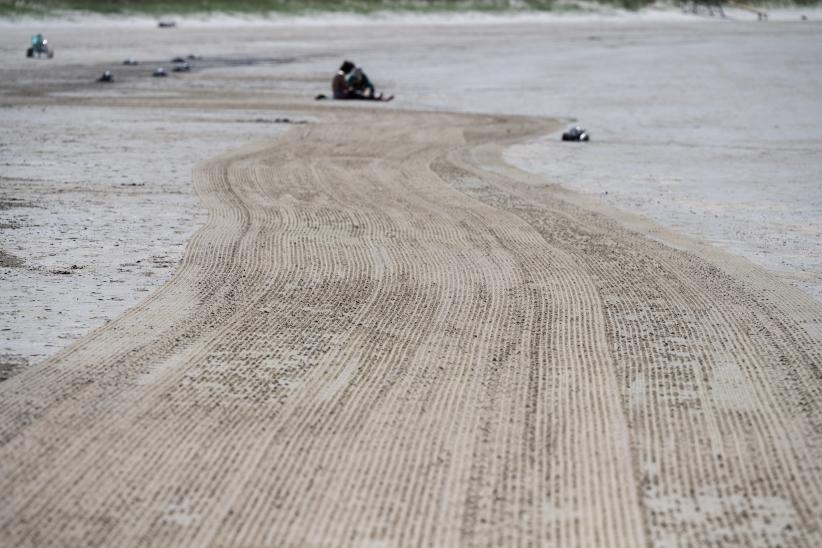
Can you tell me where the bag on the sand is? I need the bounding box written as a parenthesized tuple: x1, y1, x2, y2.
(562, 126, 590, 142)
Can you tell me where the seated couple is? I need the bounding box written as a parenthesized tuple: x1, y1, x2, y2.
(332, 60, 393, 102)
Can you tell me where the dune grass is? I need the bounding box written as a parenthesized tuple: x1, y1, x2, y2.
(0, 0, 643, 16)
(0, 0, 816, 17)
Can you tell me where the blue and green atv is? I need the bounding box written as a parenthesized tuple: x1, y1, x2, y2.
(26, 34, 54, 58)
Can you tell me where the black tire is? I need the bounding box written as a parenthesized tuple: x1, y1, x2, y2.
(26, 48, 33, 58)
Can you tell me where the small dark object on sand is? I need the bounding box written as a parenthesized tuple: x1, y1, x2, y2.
(173, 62, 191, 72)
(187, 54, 202, 60)
(315, 94, 328, 100)
(158, 21, 176, 28)
(123, 57, 138, 65)
(153, 67, 167, 77)
(562, 126, 590, 142)
(172, 56, 186, 63)
(97, 70, 114, 82)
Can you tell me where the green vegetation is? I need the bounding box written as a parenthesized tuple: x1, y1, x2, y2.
(0, 0, 817, 17)
(0, 0, 634, 16)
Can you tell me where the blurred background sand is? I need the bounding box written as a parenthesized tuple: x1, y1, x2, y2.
(1, 8, 821, 369)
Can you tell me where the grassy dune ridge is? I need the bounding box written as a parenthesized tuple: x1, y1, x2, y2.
(0, 0, 709, 16)
(0, 0, 817, 19)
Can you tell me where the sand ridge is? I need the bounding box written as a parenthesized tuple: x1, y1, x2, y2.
(1, 105, 821, 546)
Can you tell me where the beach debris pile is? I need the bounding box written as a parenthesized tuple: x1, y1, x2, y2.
(99, 53, 201, 83)
(562, 126, 590, 142)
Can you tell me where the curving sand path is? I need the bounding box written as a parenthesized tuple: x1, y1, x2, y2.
(1, 107, 821, 546)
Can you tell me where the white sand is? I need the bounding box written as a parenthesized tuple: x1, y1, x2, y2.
(2, 9, 821, 360)
(1, 9, 822, 546)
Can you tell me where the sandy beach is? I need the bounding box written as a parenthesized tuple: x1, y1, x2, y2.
(1, 9, 822, 546)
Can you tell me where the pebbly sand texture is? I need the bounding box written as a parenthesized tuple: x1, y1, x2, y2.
(1, 11, 822, 547)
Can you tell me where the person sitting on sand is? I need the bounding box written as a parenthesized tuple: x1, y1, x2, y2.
(332, 60, 356, 99)
(346, 67, 376, 98)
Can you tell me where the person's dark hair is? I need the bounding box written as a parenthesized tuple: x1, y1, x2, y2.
(340, 60, 355, 73)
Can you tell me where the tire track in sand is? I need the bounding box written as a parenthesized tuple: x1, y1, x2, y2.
(436, 129, 822, 546)
(1, 107, 820, 546)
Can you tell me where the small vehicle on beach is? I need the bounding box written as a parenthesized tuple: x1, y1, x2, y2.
(26, 34, 54, 58)
(562, 126, 590, 142)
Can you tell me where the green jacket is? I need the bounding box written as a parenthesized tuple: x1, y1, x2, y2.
(346, 71, 374, 94)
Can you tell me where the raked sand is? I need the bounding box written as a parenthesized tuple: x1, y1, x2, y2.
(1, 12, 822, 546)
